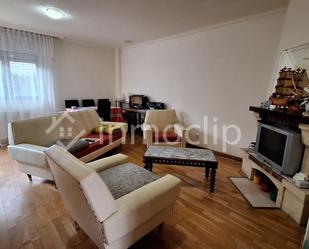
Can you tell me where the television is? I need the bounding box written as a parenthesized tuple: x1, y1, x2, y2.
(129, 95, 149, 109)
(255, 123, 304, 176)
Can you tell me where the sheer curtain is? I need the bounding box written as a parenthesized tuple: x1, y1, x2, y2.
(0, 27, 55, 144)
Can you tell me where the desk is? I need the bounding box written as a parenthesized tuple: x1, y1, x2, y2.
(122, 108, 147, 133)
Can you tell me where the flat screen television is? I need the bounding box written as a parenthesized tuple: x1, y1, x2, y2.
(255, 123, 304, 176)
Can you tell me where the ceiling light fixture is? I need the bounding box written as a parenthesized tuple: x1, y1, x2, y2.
(43, 7, 67, 20)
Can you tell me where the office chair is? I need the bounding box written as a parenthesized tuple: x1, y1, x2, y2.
(82, 99, 96, 107)
(65, 99, 80, 108)
(97, 99, 111, 121)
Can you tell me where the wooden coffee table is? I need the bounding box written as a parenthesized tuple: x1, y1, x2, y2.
(143, 146, 218, 192)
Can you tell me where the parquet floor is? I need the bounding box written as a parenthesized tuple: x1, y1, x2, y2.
(0, 136, 305, 249)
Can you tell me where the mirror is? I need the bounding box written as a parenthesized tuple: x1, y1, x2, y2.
(285, 43, 309, 71)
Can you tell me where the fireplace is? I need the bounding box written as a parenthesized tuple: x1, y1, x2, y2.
(239, 106, 309, 225)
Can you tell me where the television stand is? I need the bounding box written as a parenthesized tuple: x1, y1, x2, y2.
(241, 149, 284, 207)
(248, 153, 283, 181)
(241, 149, 309, 225)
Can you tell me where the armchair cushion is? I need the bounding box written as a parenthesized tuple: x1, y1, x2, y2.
(98, 163, 160, 199)
(152, 131, 180, 143)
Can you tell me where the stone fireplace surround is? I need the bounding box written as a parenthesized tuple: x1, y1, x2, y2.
(240, 106, 309, 225)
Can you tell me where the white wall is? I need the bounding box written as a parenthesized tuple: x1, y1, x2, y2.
(279, 0, 309, 50)
(120, 11, 286, 157)
(267, 0, 309, 99)
(53, 39, 115, 111)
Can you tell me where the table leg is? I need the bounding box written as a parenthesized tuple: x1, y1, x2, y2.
(144, 160, 148, 170)
(138, 113, 142, 125)
(148, 161, 153, 172)
(144, 159, 153, 172)
(209, 168, 217, 193)
(205, 167, 210, 179)
(133, 112, 137, 127)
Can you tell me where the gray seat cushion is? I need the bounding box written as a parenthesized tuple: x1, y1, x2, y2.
(98, 163, 160, 199)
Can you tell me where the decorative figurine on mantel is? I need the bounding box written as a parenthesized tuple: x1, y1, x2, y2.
(269, 67, 309, 114)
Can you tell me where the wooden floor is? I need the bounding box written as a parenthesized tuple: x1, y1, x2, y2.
(0, 136, 305, 249)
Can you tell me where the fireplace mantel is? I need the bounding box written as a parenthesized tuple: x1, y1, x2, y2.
(249, 106, 309, 129)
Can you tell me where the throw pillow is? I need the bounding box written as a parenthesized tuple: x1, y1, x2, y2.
(57, 139, 89, 154)
(92, 125, 107, 134)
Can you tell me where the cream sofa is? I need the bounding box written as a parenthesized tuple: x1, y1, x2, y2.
(45, 145, 181, 249)
(8, 109, 127, 181)
(143, 109, 188, 147)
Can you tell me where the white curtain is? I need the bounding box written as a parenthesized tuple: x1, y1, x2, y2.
(0, 27, 55, 144)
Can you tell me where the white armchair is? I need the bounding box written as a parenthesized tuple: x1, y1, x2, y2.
(45, 145, 181, 249)
(143, 109, 188, 148)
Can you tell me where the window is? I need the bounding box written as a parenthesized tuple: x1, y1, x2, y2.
(0, 60, 4, 100)
(0, 27, 55, 142)
(0, 55, 39, 101)
(9, 61, 38, 99)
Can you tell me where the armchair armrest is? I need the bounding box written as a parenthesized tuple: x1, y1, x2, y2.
(102, 174, 181, 243)
(142, 123, 153, 147)
(142, 123, 152, 132)
(173, 123, 186, 137)
(8, 144, 48, 167)
(174, 123, 188, 147)
(85, 154, 128, 172)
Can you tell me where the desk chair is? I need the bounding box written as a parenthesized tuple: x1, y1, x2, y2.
(97, 99, 111, 121)
(82, 99, 96, 107)
(65, 99, 80, 108)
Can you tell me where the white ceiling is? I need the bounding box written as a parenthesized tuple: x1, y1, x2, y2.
(0, 0, 289, 48)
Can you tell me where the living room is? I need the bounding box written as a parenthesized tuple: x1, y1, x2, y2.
(0, 0, 309, 249)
